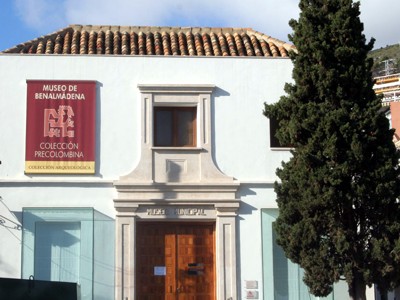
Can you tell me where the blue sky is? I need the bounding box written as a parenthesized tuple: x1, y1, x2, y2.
(0, 0, 399, 52)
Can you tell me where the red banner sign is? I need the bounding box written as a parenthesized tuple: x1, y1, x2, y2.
(25, 80, 96, 174)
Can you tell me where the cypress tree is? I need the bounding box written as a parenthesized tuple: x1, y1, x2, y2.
(264, 1, 400, 299)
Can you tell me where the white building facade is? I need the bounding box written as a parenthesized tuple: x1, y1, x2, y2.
(0, 25, 368, 300)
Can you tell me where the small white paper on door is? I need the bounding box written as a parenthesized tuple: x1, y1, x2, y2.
(154, 266, 166, 276)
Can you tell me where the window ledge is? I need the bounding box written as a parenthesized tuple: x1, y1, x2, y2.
(152, 146, 204, 151)
(270, 147, 293, 151)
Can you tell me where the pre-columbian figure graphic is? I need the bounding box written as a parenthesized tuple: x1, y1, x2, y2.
(43, 105, 75, 138)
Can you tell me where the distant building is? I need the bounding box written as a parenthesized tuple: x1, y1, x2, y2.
(373, 73, 400, 147)
(374, 73, 400, 104)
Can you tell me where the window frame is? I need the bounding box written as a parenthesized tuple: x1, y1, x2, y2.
(269, 117, 292, 149)
(154, 106, 197, 147)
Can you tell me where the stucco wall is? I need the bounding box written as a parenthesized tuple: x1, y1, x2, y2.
(0, 55, 293, 179)
(0, 54, 295, 298)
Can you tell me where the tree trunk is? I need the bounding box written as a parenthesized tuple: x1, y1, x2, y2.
(348, 275, 367, 300)
(378, 286, 388, 300)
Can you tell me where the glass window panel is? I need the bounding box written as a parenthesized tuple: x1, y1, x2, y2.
(177, 110, 195, 146)
(273, 229, 289, 300)
(270, 117, 292, 148)
(155, 110, 173, 146)
(262, 209, 334, 300)
(154, 107, 196, 147)
(34, 222, 81, 283)
(270, 117, 281, 148)
(22, 208, 115, 300)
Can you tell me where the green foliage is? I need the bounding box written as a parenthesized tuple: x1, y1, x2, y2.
(264, 0, 400, 298)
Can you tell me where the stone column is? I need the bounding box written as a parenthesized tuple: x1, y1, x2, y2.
(216, 205, 238, 300)
(115, 212, 136, 300)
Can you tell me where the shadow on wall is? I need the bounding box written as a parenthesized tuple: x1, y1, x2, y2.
(210, 86, 230, 174)
(237, 182, 275, 216)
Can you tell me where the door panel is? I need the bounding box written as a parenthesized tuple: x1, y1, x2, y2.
(177, 226, 215, 300)
(136, 222, 215, 300)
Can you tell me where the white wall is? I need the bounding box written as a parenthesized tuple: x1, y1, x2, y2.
(0, 54, 294, 296)
(0, 55, 293, 180)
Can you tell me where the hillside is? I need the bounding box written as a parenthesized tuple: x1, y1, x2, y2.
(369, 43, 400, 77)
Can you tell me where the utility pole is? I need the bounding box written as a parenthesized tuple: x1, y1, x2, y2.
(383, 58, 396, 76)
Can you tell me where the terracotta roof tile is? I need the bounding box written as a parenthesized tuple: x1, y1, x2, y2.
(1, 25, 295, 57)
(88, 31, 96, 54)
(96, 31, 104, 54)
(54, 34, 63, 54)
(170, 31, 179, 55)
(218, 33, 229, 56)
(71, 30, 79, 54)
(186, 31, 196, 56)
(105, 30, 113, 54)
(178, 31, 187, 56)
(202, 33, 211, 56)
(130, 32, 138, 55)
(194, 33, 204, 56)
(146, 32, 154, 55)
(113, 31, 121, 55)
(210, 32, 221, 56)
(154, 32, 161, 55)
(225, 33, 237, 56)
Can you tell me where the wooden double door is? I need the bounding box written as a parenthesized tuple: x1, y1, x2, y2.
(136, 222, 215, 300)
